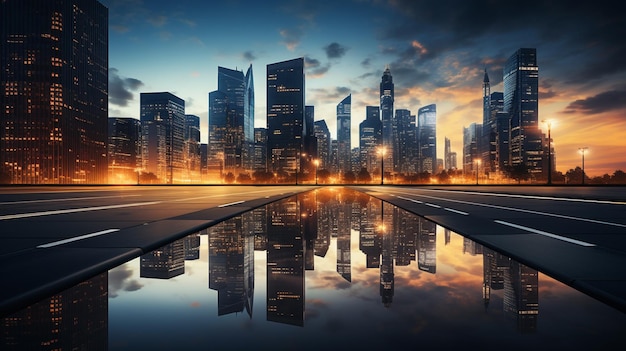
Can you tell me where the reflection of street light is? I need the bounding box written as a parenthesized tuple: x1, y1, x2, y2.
(579, 147, 588, 185)
(378, 147, 387, 185)
(474, 159, 481, 185)
(314, 159, 320, 185)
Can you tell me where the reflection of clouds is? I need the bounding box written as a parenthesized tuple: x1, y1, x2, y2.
(108, 264, 143, 298)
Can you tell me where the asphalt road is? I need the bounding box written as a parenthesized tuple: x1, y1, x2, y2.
(351, 185, 626, 313)
(0, 185, 313, 317)
(2, 184, 626, 317)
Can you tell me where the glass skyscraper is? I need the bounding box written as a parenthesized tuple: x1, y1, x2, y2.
(140, 92, 185, 183)
(1, 0, 108, 184)
(108, 117, 141, 183)
(417, 104, 437, 174)
(379, 66, 394, 175)
(337, 94, 351, 174)
(208, 65, 254, 178)
(359, 106, 382, 174)
(266, 58, 305, 178)
(503, 48, 542, 177)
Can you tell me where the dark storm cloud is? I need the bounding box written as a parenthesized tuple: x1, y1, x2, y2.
(324, 42, 348, 59)
(109, 68, 144, 107)
(305, 56, 331, 77)
(108, 265, 143, 298)
(563, 89, 626, 115)
(383, 1, 626, 84)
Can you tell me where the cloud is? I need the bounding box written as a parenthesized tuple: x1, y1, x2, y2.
(242, 51, 257, 62)
(108, 68, 144, 107)
(324, 42, 348, 59)
(562, 89, 626, 115)
(108, 264, 143, 298)
(147, 15, 168, 27)
(280, 28, 303, 51)
(305, 56, 331, 78)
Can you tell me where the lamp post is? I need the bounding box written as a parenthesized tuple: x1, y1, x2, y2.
(474, 159, 481, 185)
(542, 119, 552, 185)
(313, 159, 319, 185)
(579, 147, 588, 185)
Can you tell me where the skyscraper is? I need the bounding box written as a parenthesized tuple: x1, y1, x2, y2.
(266, 58, 305, 178)
(417, 104, 437, 174)
(337, 94, 351, 174)
(184, 114, 201, 181)
(108, 117, 141, 183)
(380, 66, 394, 175)
(314, 120, 331, 171)
(504, 48, 542, 177)
(208, 65, 254, 178)
(1, 0, 108, 184)
(395, 108, 416, 174)
(359, 106, 382, 174)
(140, 92, 185, 183)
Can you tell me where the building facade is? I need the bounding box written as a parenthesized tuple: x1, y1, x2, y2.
(1, 0, 108, 184)
(140, 92, 185, 183)
(108, 117, 140, 183)
(417, 104, 437, 174)
(359, 106, 382, 175)
(336, 95, 351, 174)
(266, 58, 305, 179)
(379, 66, 395, 175)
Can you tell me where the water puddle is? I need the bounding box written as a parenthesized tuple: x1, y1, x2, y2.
(3, 187, 625, 350)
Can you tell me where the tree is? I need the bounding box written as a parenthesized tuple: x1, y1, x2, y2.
(503, 164, 531, 184)
(611, 170, 626, 184)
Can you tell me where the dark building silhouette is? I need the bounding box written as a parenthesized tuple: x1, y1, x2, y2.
(184, 114, 201, 182)
(337, 94, 352, 174)
(108, 117, 141, 183)
(1, 0, 108, 184)
(395, 108, 416, 174)
(1, 273, 108, 350)
(314, 120, 331, 171)
(253, 128, 267, 172)
(140, 92, 185, 183)
(380, 66, 395, 175)
(266, 58, 305, 178)
(266, 199, 305, 326)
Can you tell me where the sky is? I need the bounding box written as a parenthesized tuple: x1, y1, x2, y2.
(100, 0, 626, 177)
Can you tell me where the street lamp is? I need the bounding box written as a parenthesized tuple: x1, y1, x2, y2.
(474, 158, 481, 185)
(542, 119, 553, 185)
(579, 147, 588, 185)
(378, 147, 387, 185)
(313, 159, 320, 185)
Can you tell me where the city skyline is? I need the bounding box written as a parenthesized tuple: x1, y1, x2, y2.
(100, 0, 626, 177)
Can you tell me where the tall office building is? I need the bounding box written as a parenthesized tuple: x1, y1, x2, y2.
(184, 114, 201, 181)
(336, 94, 351, 174)
(417, 104, 437, 174)
(395, 108, 416, 174)
(208, 65, 254, 178)
(108, 117, 141, 183)
(503, 48, 542, 177)
(463, 123, 482, 174)
(1, 0, 108, 184)
(314, 120, 331, 170)
(379, 66, 395, 175)
(359, 106, 382, 174)
(253, 128, 267, 172)
(140, 92, 185, 183)
(303, 105, 317, 177)
(266, 58, 305, 177)
(444, 137, 452, 171)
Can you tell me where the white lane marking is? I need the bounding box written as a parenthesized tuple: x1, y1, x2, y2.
(37, 229, 120, 248)
(0, 194, 141, 206)
(218, 200, 245, 208)
(397, 196, 423, 204)
(0, 201, 161, 221)
(445, 208, 469, 215)
(494, 220, 596, 247)
(417, 188, 626, 205)
(390, 190, 626, 229)
(425, 203, 441, 208)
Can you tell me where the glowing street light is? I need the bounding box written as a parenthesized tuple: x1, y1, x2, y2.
(313, 159, 320, 185)
(579, 147, 588, 185)
(378, 147, 387, 185)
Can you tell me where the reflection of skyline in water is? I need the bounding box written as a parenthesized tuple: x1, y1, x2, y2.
(0, 188, 567, 348)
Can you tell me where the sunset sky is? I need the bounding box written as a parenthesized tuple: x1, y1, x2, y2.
(100, 0, 626, 177)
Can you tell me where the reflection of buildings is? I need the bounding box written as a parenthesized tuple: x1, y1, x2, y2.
(504, 261, 539, 332)
(266, 198, 305, 326)
(336, 197, 352, 282)
(208, 216, 254, 317)
(1, 273, 108, 350)
(301, 191, 318, 271)
(380, 202, 394, 307)
(418, 218, 436, 273)
(359, 194, 382, 268)
(184, 232, 201, 260)
(140, 239, 185, 279)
